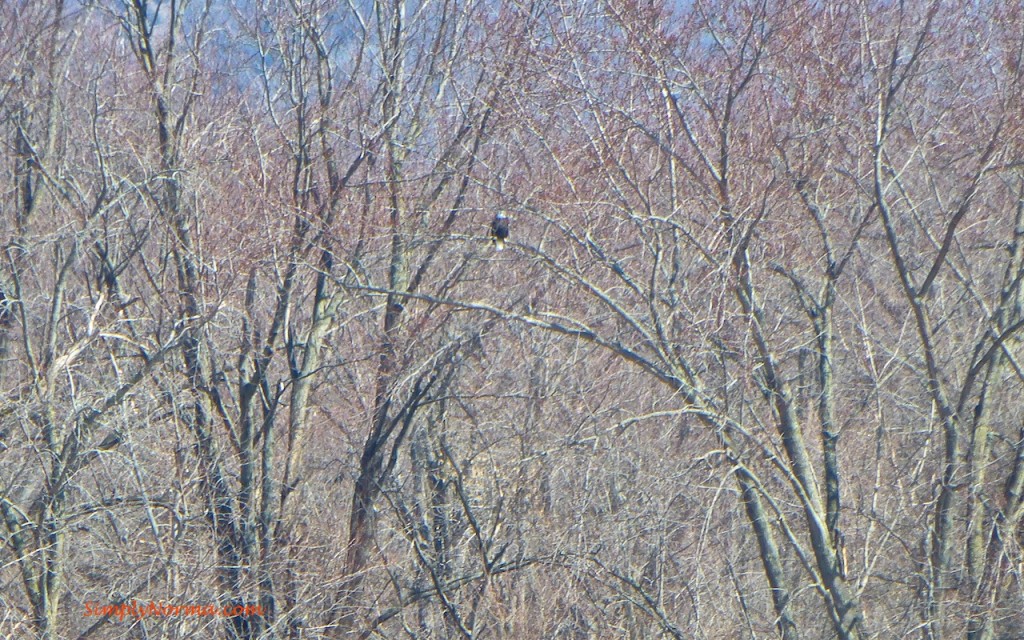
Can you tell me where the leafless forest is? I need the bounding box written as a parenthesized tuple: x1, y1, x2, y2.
(2, 1, 1024, 638)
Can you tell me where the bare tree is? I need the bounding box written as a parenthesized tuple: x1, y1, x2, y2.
(3, 2, 1024, 639)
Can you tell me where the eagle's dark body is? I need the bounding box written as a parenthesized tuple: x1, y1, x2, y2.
(490, 213, 509, 250)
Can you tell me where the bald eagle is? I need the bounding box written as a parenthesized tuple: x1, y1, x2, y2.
(490, 213, 509, 250)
